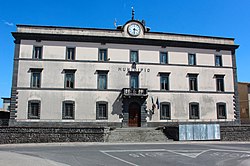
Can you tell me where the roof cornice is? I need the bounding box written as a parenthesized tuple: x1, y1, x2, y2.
(12, 32, 239, 51)
(16, 24, 235, 41)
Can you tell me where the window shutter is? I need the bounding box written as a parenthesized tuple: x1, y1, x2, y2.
(96, 102, 99, 120)
(62, 101, 65, 119)
(72, 101, 75, 119)
(37, 101, 41, 118)
(105, 102, 108, 118)
(28, 101, 31, 119)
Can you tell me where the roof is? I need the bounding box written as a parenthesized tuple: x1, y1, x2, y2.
(12, 21, 239, 50)
(16, 24, 235, 40)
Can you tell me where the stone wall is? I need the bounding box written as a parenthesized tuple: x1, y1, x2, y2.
(1, 125, 249, 144)
(0, 127, 106, 144)
(220, 126, 250, 141)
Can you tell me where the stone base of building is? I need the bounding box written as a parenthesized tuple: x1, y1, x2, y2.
(220, 125, 250, 141)
(0, 126, 107, 144)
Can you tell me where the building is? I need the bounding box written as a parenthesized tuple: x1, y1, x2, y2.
(0, 98, 10, 112)
(238, 82, 250, 122)
(0, 98, 10, 126)
(10, 17, 239, 127)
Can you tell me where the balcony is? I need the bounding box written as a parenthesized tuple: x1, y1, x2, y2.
(122, 88, 148, 97)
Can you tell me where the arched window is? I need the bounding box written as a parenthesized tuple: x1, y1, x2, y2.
(217, 102, 227, 119)
(160, 102, 171, 120)
(28, 100, 41, 119)
(96, 101, 108, 120)
(62, 100, 75, 119)
(189, 102, 199, 119)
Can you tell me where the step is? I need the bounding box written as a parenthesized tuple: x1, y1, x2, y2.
(106, 127, 171, 143)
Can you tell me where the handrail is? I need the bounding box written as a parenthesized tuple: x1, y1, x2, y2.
(122, 88, 148, 97)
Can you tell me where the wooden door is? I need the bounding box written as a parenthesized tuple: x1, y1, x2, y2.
(128, 102, 141, 127)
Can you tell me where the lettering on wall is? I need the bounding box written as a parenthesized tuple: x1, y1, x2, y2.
(118, 67, 150, 72)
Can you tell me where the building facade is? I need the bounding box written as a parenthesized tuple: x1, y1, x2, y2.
(238, 82, 250, 122)
(0, 98, 10, 112)
(10, 19, 239, 127)
(0, 98, 10, 126)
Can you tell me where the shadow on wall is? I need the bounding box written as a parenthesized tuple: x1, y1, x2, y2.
(163, 126, 179, 141)
(147, 109, 154, 120)
(112, 93, 123, 118)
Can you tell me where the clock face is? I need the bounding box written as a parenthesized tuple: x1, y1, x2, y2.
(128, 24, 141, 36)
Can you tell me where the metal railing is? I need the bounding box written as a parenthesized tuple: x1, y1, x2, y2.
(122, 88, 148, 97)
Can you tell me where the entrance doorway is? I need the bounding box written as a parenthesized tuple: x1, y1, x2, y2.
(128, 102, 141, 127)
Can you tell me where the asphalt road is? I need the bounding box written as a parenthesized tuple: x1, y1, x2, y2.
(0, 142, 250, 166)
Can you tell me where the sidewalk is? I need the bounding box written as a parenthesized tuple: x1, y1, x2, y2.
(0, 151, 69, 166)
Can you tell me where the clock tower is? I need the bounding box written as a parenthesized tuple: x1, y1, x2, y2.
(117, 8, 150, 37)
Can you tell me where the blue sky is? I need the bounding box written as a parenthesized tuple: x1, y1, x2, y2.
(0, 0, 250, 107)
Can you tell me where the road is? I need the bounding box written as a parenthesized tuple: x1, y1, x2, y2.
(0, 142, 250, 166)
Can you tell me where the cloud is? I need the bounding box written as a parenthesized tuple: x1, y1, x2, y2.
(5, 21, 14, 26)
(2, 20, 14, 26)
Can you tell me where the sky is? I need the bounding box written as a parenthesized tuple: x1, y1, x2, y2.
(0, 0, 250, 107)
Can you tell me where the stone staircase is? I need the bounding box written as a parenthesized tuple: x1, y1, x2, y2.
(105, 127, 171, 142)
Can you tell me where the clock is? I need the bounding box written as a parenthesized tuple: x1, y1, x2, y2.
(128, 24, 141, 36)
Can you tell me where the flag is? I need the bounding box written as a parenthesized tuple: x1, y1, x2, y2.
(156, 97, 160, 109)
(151, 96, 154, 104)
(151, 96, 156, 113)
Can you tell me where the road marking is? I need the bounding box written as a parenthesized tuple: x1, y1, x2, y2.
(101, 148, 250, 164)
(167, 150, 210, 158)
(209, 149, 250, 154)
(101, 151, 138, 166)
(101, 149, 166, 153)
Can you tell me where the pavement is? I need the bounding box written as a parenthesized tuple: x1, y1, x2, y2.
(0, 142, 250, 166)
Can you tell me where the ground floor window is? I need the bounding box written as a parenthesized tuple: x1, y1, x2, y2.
(217, 102, 227, 119)
(189, 102, 199, 119)
(28, 100, 41, 119)
(160, 102, 171, 120)
(96, 101, 108, 120)
(62, 101, 75, 119)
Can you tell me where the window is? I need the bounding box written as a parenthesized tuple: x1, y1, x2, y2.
(96, 101, 108, 120)
(160, 52, 168, 64)
(217, 103, 227, 119)
(66, 47, 75, 60)
(99, 49, 107, 61)
(97, 70, 108, 89)
(188, 74, 198, 91)
(189, 102, 199, 119)
(188, 53, 196, 65)
(160, 102, 171, 120)
(62, 101, 75, 119)
(64, 70, 76, 89)
(28, 100, 40, 119)
(30, 68, 42, 88)
(215, 75, 225, 92)
(130, 51, 138, 63)
(160, 73, 169, 90)
(215, 55, 222, 66)
(130, 73, 139, 89)
(33, 46, 42, 59)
